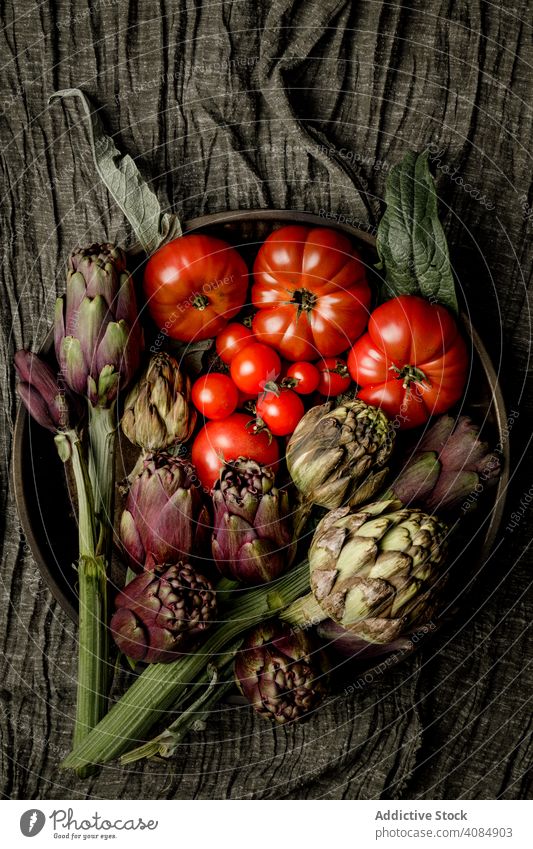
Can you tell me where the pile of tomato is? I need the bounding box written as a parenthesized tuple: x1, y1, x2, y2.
(143, 225, 468, 488)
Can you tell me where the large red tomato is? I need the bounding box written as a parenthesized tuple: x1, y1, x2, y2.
(144, 235, 249, 341)
(347, 295, 468, 429)
(191, 413, 280, 490)
(251, 226, 371, 361)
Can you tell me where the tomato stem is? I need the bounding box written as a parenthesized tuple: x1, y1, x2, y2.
(192, 294, 209, 310)
(389, 363, 429, 389)
(291, 288, 317, 315)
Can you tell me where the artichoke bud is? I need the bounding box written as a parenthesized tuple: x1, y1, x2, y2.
(286, 400, 395, 510)
(119, 451, 210, 572)
(309, 500, 449, 642)
(121, 352, 196, 451)
(54, 244, 143, 407)
(212, 458, 295, 584)
(14, 350, 80, 435)
(390, 415, 501, 513)
(234, 622, 329, 723)
(110, 562, 216, 663)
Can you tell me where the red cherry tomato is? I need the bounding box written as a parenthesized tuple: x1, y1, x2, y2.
(191, 373, 239, 420)
(285, 362, 320, 395)
(143, 235, 249, 342)
(215, 323, 255, 364)
(317, 357, 351, 396)
(230, 342, 281, 395)
(347, 295, 468, 429)
(191, 414, 280, 490)
(252, 225, 371, 360)
(256, 388, 305, 436)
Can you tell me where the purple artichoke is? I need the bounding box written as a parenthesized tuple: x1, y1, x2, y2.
(212, 458, 295, 584)
(54, 244, 143, 407)
(121, 352, 196, 452)
(14, 350, 77, 433)
(390, 415, 501, 513)
(120, 452, 210, 572)
(235, 622, 329, 723)
(110, 562, 217, 663)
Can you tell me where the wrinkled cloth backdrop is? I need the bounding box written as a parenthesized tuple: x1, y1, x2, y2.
(1, 0, 531, 799)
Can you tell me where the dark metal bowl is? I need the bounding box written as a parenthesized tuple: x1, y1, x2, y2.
(12, 209, 510, 624)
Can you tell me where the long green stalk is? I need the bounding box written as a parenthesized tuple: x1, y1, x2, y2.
(75, 555, 108, 742)
(87, 404, 117, 559)
(61, 560, 310, 771)
(67, 435, 109, 777)
(121, 644, 240, 764)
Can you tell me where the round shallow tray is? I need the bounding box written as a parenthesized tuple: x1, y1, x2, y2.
(13, 209, 510, 626)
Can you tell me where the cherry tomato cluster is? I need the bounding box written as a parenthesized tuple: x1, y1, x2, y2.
(144, 226, 468, 489)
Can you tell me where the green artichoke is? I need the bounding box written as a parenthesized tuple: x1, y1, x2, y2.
(234, 622, 329, 723)
(121, 352, 196, 452)
(212, 459, 295, 584)
(54, 244, 142, 408)
(286, 399, 395, 511)
(284, 499, 449, 644)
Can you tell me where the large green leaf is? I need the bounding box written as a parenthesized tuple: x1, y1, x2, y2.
(49, 88, 182, 254)
(376, 150, 458, 313)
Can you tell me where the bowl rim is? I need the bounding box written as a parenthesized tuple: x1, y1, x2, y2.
(12, 208, 510, 623)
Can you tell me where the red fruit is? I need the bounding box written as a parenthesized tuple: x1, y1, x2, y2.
(285, 361, 320, 395)
(252, 225, 371, 360)
(216, 323, 255, 364)
(230, 342, 281, 395)
(347, 295, 468, 429)
(256, 388, 305, 436)
(192, 373, 239, 420)
(144, 235, 248, 341)
(317, 357, 351, 396)
(191, 413, 280, 490)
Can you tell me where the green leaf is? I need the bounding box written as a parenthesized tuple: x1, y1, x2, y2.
(49, 88, 182, 254)
(165, 337, 214, 377)
(376, 150, 458, 313)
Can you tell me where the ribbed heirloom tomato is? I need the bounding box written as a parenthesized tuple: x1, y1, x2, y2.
(252, 225, 371, 361)
(144, 235, 249, 341)
(347, 295, 468, 429)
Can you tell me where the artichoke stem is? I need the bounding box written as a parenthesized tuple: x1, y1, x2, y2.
(73, 555, 108, 776)
(121, 646, 239, 764)
(61, 559, 311, 771)
(68, 432, 97, 559)
(67, 432, 107, 775)
(88, 404, 117, 560)
(281, 592, 327, 628)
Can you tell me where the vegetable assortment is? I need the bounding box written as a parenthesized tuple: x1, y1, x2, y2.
(14, 150, 503, 773)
